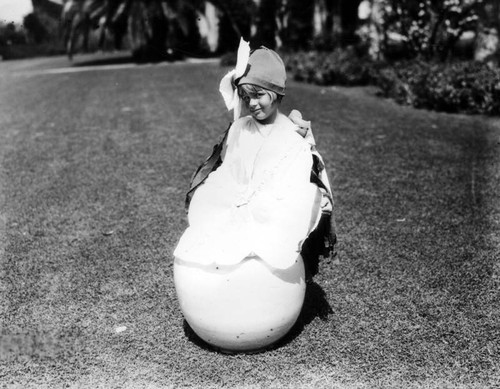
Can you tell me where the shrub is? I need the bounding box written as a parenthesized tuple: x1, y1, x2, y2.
(0, 42, 65, 60)
(375, 60, 432, 107)
(376, 60, 500, 115)
(282, 48, 380, 86)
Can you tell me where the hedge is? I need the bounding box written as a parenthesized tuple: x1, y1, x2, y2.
(375, 60, 500, 115)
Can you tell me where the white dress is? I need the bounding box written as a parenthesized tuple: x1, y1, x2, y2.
(174, 113, 322, 269)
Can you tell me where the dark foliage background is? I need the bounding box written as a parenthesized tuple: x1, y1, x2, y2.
(282, 49, 500, 116)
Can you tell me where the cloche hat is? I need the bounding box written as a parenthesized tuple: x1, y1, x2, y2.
(236, 46, 286, 96)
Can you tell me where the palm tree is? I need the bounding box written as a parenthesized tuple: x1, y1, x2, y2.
(61, 0, 255, 60)
(62, 0, 187, 60)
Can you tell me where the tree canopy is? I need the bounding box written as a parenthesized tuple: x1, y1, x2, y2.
(59, 0, 496, 61)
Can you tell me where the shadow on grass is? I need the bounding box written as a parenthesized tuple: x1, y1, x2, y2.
(274, 281, 333, 347)
(72, 54, 137, 68)
(182, 281, 332, 354)
(70, 49, 185, 67)
(71, 46, 218, 68)
(72, 53, 181, 68)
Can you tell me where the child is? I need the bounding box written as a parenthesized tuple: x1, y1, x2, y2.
(176, 44, 336, 278)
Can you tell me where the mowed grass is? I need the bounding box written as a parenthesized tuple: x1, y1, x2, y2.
(0, 55, 499, 388)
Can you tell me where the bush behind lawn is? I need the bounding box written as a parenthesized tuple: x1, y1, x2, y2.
(0, 42, 65, 60)
(282, 50, 500, 116)
(377, 60, 500, 115)
(282, 49, 379, 87)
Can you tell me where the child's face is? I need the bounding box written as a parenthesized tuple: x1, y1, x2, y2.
(241, 89, 279, 124)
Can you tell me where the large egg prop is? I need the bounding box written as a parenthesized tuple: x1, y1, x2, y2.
(174, 255, 306, 353)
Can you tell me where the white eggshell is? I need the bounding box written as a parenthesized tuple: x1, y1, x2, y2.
(174, 255, 306, 352)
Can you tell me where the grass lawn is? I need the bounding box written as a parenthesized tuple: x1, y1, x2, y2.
(0, 54, 499, 388)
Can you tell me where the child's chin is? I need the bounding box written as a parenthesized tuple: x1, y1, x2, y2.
(252, 112, 268, 121)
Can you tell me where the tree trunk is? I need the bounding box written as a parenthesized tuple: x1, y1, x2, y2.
(284, 0, 315, 50)
(253, 0, 294, 50)
(254, 0, 280, 49)
(493, 0, 500, 33)
(494, 0, 500, 61)
(324, 0, 337, 34)
(340, 0, 361, 46)
(130, 1, 168, 62)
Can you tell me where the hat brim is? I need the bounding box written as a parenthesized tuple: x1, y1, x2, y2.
(236, 76, 286, 96)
